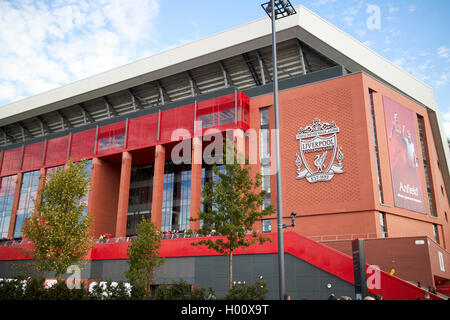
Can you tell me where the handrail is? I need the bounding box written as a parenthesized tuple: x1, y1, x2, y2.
(307, 230, 428, 242)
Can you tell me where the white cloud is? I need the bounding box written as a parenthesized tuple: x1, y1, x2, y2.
(432, 73, 450, 87)
(389, 7, 399, 14)
(363, 40, 375, 47)
(0, 0, 161, 106)
(438, 46, 450, 58)
(311, 0, 337, 6)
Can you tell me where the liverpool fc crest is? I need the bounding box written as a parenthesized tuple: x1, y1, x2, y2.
(296, 119, 344, 183)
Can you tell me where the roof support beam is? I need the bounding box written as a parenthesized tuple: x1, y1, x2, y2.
(56, 110, 72, 129)
(186, 71, 201, 96)
(0, 127, 16, 144)
(297, 40, 311, 73)
(243, 52, 262, 86)
(17, 122, 33, 139)
(256, 50, 271, 84)
(36, 116, 52, 134)
(78, 103, 94, 124)
(219, 61, 233, 88)
(127, 89, 144, 111)
(155, 80, 170, 106)
(103, 96, 118, 118)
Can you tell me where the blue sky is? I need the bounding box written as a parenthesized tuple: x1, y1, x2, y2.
(0, 0, 449, 138)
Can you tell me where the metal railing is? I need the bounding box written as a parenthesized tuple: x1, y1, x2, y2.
(307, 230, 428, 242)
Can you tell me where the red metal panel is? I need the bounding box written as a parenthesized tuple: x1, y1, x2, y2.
(1, 148, 21, 176)
(44, 136, 69, 167)
(21, 142, 44, 172)
(0, 230, 445, 300)
(127, 114, 158, 149)
(96, 122, 126, 155)
(69, 129, 96, 161)
(159, 104, 195, 144)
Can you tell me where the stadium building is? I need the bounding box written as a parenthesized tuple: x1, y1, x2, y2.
(0, 6, 449, 299)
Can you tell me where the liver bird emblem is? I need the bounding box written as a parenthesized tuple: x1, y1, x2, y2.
(314, 151, 327, 172)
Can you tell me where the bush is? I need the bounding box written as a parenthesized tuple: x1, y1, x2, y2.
(88, 280, 132, 300)
(155, 278, 216, 300)
(0, 278, 27, 300)
(224, 279, 268, 300)
(0, 277, 268, 300)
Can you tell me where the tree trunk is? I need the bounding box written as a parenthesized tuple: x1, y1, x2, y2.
(229, 250, 233, 291)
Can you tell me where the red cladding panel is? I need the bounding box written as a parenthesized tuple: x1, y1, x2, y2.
(21, 142, 44, 171)
(45, 136, 69, 167)
(127, 114, 158, 149)
(1, 148, 22, 176)
(70, 129, 96, 161)
(96, 122, 126, 155)
(196, 94, 244, 133)
(159, 104, 194, 143)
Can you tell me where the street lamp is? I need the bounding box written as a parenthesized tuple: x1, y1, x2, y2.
(261, 0, 297, 301)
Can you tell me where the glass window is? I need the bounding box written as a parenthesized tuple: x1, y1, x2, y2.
(126, 164, 154, 237)
(260, 107, 271, 209)
(260, 107, 269, 127)
(161, 162, 192, 232)
(433, 224, 440, 244)
(0, 175, 18, 239)
(81, 159, 92, 217)
(98, 133, 125, 151)
(198, 114, 214, 129)
(262, 219, 271, 233)
(417, 116, 436, 217)
(379, 212, 387, 238)
(219, 108, 235, 125)
(369, 90, 384, 204)
(14, 170, 40, 239)
(200, 164, 225, 228)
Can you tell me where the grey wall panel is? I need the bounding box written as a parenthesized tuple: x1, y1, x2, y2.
(0, 252, 355, 300)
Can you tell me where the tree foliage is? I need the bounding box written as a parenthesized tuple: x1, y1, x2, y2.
(190, 146, 275, 290)
(224, 278, 268, 300)
(22, 160, 94, 279)
(155, 278, 216, 300)
(125, 217, 165, 298)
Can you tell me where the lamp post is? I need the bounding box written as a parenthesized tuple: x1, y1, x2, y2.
(261, 0, 297, 300)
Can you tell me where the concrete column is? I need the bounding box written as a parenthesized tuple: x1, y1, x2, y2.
(89, 158, 120, 238)
(151, 145, 166, 230)
(8, 172, 22, 239)
(115, 151, 133, 238)
(190, 137, 202, 231)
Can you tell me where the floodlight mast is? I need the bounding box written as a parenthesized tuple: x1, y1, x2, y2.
(261, 0, 297, 301)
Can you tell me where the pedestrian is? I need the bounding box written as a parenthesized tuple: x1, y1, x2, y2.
(375, 294, 383, 300)
(327, 293, 337, 300)
(284, 294, 291, 300)
(423, 292, 432, 300)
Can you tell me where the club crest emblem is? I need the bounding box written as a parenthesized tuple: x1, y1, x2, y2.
(296, 119, 344, 183)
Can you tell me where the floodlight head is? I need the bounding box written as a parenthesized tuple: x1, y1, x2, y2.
(261, 0, 297, 20)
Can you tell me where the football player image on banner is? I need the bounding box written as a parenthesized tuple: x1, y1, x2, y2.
(383, 96, 427, 214)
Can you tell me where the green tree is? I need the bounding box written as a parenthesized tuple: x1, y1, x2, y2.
(22, 159, 94, 280)
(125, 218, 165, 298)
(190, 146, 275, 291)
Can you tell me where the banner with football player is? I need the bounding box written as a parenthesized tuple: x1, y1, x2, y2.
(383, 96, 426, 214)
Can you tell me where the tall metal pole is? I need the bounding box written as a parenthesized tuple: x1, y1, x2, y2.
(270, 0, 285, 300)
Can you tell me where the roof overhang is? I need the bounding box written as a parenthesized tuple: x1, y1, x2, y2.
(0, 6, 439, 125)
